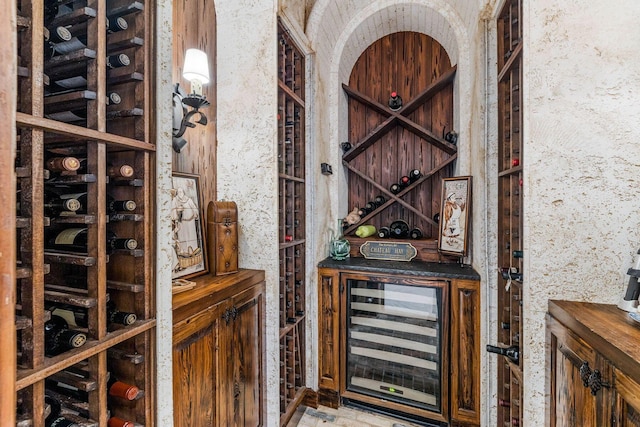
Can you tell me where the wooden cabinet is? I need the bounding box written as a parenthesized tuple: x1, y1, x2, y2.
(172, 270, 265, 427)
(548, 300, 640, 426)
(318, 258, 480, 426)
(495, 0, 524, 423)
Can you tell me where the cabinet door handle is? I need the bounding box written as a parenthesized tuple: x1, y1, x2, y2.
(579, 361, 592, 388)
(230, 306, 238, 320)
(223, 308, 232, 324)
(588, 369, 611, 396)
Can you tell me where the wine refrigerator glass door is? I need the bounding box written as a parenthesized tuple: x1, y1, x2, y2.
(346, 277, 445, 413)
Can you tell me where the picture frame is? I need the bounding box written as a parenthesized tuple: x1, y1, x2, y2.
(170, 172, 208, 279)
(438, 176, 472, 256)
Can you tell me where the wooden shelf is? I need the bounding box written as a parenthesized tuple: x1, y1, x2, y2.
(278, 20, 308, 424)
(11, 0, 156, 424)
(495, 1, 523, 425)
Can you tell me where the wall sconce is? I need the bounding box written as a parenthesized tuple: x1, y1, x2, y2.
(172, 48, 211, 153)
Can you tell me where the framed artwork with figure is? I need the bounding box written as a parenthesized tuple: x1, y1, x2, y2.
(438, 176, 472, 256)
(171, 172, 208, 279)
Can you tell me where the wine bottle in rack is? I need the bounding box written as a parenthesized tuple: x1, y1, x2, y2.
(46, 228, 138, 253)
(44, 315, 87, 356)
(399, 175, 410, 188)
(377, 227, 390, 238)
(107, 54, 130, 69)
(108, 417, 135, 427)
(409, 228, 423, 239)
(44, 189, 81, 216)
(389, 220, 409, 238)
(45, 26, 73, 54)
(107, 163, 135, 178)
(50, 301, 137, 328)
(108, 377, 141, 400)
(107, 16, 128, 33)
(389, 183, 401, 194)
(408, 169, 422, 182)
(486, 344, 520, 364)
(45, 156, 81, 174)
(45, 392, 80, 427)
(374, 195, 386, 205)
(73, 193, 136, 214)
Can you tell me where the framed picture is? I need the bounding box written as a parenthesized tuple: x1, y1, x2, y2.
(438, 176, 472, 256)
(170, 172, 208, 279)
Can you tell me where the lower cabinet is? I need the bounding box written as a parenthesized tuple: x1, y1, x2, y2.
(172, 270, 265, 427)
(317, 258, 481, 426)
(548, 300, 640, 426)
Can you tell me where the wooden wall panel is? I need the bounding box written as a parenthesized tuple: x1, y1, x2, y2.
(347, 32, 454, 238)
(172, 0, 217, 206)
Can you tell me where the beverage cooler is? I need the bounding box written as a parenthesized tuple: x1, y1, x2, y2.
(344, 275, 447, 416)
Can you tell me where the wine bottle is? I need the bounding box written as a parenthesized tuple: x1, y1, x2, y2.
(44, 189, 81, 216)
(108, 417, 134, 427)
(74, 193, 136, 214)
(377, 227, 390, 238)
(408, 169, 422, 182)
(44, 0, 60, 26)
(433, 212, 440, 224)
(399, 175, 410, 188)
(107, 54, 130, 69)
(51, 301, 137, 328)
(389, 183, 401, 194)
(45, 156, 81, 173)
(107, 163, 135, 178)
(46, 228, 138, 253)
(409, 228, 423, 239)
(107, 16, 128, 33)
(108, 377, 140, 400)
(388, 91, 402, 111)
(45, 393, 79, 427)
(486, 344, 519, 364)
(44, 315, 87, 356)
(512, 250, 523, 258)
(389, 220, 409, 238)
(374, 195, 386, 205)
(45, 26, 73, 52)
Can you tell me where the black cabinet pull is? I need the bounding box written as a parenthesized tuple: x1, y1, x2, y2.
(587, 369, 610, 396)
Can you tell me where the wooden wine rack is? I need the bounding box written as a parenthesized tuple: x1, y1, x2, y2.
(12, 0, 156, 425)
(342, 32, 457, 262)
(277, 20, 307, 425)
(496, 0, 523, 425)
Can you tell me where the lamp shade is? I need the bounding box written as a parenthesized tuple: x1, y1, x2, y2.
(182, 48, 210, 84)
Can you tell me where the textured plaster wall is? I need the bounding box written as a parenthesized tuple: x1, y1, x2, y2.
(155, 0, 175, 425)
(215, 1, 280, 426)
(525, 2, 640, 426)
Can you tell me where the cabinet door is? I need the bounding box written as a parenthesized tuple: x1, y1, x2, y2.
(614, 368, 640, 426)
(317, 268, 341, 406)
(223, 285, 264, 427)
(450, 279, 480, 425)
(173, 301, 227, 427)
(548, 315, 613, 426)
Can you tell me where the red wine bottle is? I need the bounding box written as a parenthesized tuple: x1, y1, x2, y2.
(45, 156, 81, 173)
(486, 344, 519, 364)
(108, 417, 134, 427)
(108, 377, 140, 400)
(44, 315, 87, 356)
(388, 91, 402, 111)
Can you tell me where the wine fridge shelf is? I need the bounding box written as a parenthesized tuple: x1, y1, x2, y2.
(13, 0, 156, 425)
(277, 19, 308, 425)
(495, 0, 524, 425)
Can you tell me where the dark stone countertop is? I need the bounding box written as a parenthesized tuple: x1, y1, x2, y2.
(317, 256, 480, 280)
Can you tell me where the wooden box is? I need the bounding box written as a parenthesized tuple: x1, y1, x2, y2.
(207, 201, 239, 275)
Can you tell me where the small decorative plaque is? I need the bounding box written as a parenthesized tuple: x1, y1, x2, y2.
(359, 241, 417, 262)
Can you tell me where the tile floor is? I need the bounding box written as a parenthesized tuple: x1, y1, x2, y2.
(288, 405, 427, 427)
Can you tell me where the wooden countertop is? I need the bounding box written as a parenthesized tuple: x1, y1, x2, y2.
(548, 300, 640, 383)
(172, 269, 265, 324)
(318, 256, 480, 280)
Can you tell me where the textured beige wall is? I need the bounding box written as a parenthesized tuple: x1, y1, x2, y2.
(525, 2, 640, 426)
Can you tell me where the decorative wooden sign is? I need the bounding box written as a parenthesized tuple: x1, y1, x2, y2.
(360, 241, 418, 262)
